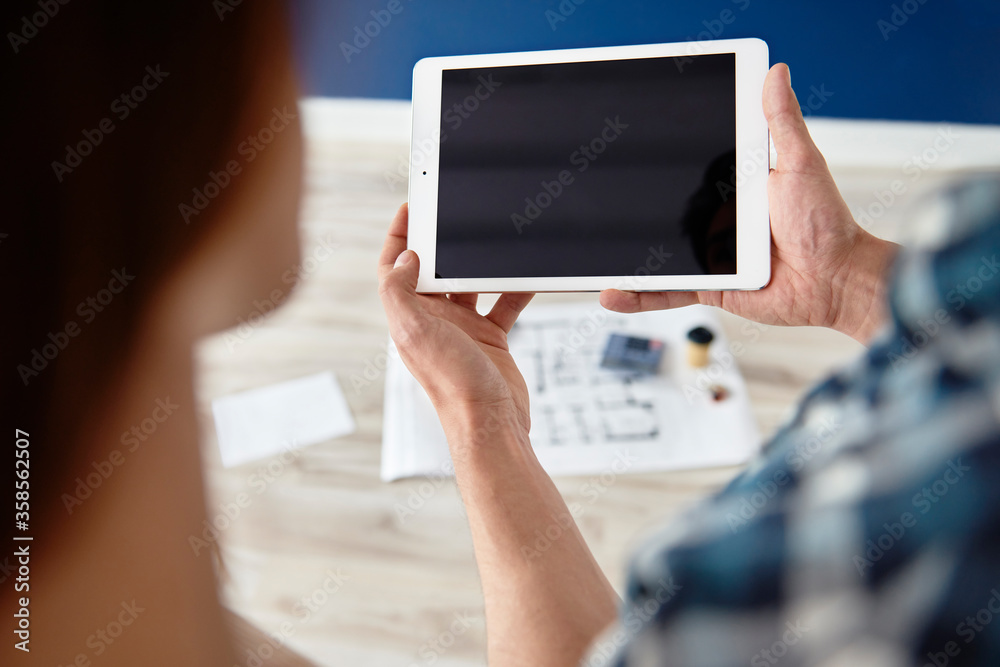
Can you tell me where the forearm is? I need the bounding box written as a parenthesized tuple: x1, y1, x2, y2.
(444, 407, 620, 667)
(831, 232, 899, 345)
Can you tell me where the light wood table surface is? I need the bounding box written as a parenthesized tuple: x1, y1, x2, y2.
(194, 99, 997, 666)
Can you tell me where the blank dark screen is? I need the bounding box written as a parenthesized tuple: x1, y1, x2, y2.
(434, 53, 737, 279)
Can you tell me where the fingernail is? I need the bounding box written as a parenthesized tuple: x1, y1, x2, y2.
(394, 250, 413, 268)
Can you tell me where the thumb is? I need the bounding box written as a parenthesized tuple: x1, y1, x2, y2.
(599, 288, 699, 313)
(393, 248, 418, 271)
(762, 63, 824, 173)
(379, 249, 420, 309)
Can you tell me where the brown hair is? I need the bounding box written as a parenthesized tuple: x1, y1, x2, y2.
(2, 1, 291, 545)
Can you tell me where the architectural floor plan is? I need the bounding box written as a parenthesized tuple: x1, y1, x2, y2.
(381, 302, 760, 481)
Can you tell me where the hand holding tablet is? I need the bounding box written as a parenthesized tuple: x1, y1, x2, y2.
(408, 38, 771, 293)
(602, 64, 896, 344)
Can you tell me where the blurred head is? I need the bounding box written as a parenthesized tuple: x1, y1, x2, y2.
(3, 0, 302, 543)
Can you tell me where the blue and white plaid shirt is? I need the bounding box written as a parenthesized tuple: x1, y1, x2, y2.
(592, 177, 1000, 667)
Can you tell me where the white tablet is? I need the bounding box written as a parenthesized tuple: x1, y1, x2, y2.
(408, 38, 770, 293)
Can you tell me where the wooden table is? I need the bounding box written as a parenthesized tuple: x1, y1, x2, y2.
(194, 99, 997, 666)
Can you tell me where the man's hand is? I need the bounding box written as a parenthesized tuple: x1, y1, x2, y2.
(600, 63, 898, 345)
(377, 203, 534, 438)
(377, 205, 618, 667)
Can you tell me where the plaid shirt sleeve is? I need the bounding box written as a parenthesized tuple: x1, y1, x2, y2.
(587, 177, 1000, 667)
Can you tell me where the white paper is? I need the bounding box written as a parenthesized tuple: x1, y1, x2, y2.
(380, 303, 761, 481)
(212, 371, 356, 467)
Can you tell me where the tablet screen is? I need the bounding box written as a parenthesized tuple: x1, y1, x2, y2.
(435, 53, 737, 280)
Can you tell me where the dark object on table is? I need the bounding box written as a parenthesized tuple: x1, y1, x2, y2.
(686, 326, 716, 368)
(709, 384, 729, 401)
(601, 334, 665, 374)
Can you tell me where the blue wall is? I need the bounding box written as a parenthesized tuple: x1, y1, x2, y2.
(292, 0, 1000, 125)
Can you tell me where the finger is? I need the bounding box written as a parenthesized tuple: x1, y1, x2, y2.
(762, 64, 824, 173)
(486, 293, 534, 333)
(378, 248, 422, 322)
(377, 203, 409, 282)
(448, 293, 479, 311)
(599, 289, 699, 313)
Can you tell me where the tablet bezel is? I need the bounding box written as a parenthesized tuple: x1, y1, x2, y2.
(408, 38, 770, 293)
